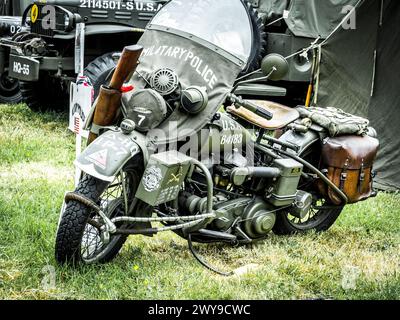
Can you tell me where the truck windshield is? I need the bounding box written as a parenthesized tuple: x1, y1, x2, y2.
(151, 0, 253, 64)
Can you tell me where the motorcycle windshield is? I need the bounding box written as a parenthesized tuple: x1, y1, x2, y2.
(123, 0, 254, 144)
(151, 0, 253, 65)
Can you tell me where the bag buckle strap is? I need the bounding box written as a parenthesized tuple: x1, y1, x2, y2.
(339, 159, 349, 190)
(358, 159, 365, 192)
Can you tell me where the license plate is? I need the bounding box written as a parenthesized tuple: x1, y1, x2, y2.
(8, 54, 40, 81)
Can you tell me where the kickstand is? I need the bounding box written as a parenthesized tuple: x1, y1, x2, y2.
(187, 234, 233, 277)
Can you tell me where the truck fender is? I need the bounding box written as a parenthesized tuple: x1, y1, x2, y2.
(75, 130, 149, 182)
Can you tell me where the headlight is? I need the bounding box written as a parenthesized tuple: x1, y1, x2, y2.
(57, 7, 75, 32)
(63, 12, 75, 32)
(124, 89, 167, 133)
(64, 14, 70, 29)
(180, 86, 208, 114)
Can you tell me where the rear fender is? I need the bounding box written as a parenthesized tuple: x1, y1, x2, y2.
(278, 129, 320, 156)
(75, 130, 149, 182)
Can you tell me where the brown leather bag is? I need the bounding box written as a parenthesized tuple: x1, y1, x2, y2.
(318, 135, 379, 205)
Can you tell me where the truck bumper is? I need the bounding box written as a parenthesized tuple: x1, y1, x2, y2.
(8, 54, 74, 81)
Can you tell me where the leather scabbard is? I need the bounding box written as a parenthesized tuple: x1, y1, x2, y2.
(87, 85, 122, 144)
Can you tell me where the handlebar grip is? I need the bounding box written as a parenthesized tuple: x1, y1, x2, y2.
(241, 99, 273, 121)
(229, 94, 274, 121)
(254, 105, 274, 121)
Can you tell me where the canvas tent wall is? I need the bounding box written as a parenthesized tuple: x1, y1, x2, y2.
(258, 0, 399, 190)
(316, 0, 400, 190)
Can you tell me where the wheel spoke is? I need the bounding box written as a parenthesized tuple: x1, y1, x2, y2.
(80, 172, 132, 262)
(287, 199, 330, 227)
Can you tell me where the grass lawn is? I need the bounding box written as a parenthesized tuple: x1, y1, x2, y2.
(0, 104, 399, 300)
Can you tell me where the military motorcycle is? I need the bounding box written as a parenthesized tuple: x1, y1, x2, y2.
(55, 0, 379, 272)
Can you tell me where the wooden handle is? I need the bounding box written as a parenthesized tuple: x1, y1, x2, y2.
(109, 44, 143, 90)
(87, 45, 143, 145)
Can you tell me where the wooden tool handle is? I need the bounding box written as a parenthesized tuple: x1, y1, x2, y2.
(109, 44, 143, 90)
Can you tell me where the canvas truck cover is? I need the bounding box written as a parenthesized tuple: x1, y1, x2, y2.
(284, 0, 360, 39)
(257, 0, 288, 22)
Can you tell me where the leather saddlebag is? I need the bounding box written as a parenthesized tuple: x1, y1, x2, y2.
(319, 135, 379, 205)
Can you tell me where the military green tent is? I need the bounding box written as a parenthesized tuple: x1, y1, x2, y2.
(313, 0, 400, 191)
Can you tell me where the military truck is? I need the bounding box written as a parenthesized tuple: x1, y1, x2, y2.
(2, 0, 350, 110)
(1, 0, 169, 111)
(0, 0, 31, 103)
(1, 0, 271, 111)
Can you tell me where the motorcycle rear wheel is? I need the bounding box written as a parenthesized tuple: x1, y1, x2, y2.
(273, 200, 343, 235)
(55, 162, 144, 265)
(272, 139, 344, 234)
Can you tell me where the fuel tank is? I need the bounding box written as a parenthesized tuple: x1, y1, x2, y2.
(196, 112, 254, 165)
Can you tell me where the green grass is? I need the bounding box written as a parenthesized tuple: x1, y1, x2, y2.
(0, 104, 399, 300)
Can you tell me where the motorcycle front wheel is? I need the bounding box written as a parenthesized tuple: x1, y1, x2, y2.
(55, 161, 146, 265)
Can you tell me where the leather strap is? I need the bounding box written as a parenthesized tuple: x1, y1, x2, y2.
(358, 159, 365, 193)
(339, 158, 350, 190)
(89, 123, 113, 136)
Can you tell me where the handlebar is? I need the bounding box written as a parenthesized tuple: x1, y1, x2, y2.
(228, 94, 273, 121)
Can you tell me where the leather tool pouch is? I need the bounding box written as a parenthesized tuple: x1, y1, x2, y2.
(318, 135, 379, 205)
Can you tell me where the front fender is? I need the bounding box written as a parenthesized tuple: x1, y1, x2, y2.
(75, 130, 149, 182)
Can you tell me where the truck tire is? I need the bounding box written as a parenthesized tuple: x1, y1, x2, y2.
(0, 1, 11, 15)
(243, 1, 267, 75)
(0, 69, 22, 104)
(84, 52, 117, 100)
(19, 73, 69, 112)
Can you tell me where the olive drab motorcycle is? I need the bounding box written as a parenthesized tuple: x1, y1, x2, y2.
(55, 0, 379, 272)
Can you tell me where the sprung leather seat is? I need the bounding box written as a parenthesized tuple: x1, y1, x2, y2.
(227, 100, 300, 130)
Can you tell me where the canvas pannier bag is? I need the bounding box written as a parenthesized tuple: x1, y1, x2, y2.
(318, 135, 379, 205)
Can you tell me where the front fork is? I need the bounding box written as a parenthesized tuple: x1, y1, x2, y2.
(104, 157, 216, 241)
(72, 130, 217, 241)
